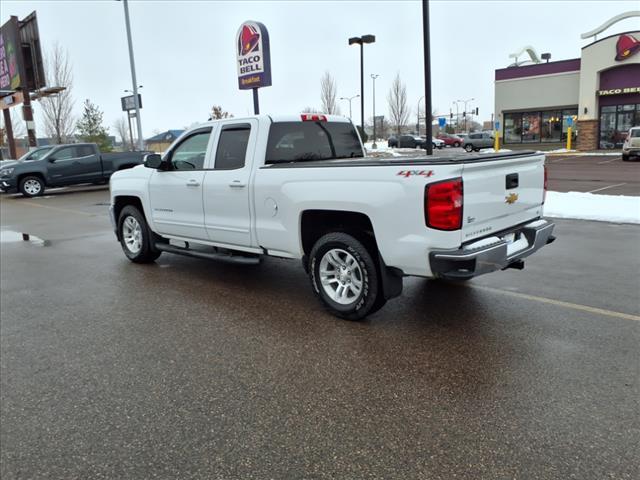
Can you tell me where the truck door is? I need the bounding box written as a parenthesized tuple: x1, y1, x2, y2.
(148, 127, 213, 240)
(74, 145, 102, 182)
(202, 120, 258, 248)
(47, 146, 82, 185)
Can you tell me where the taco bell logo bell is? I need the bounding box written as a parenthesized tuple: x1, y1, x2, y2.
(236, 21, 272, 90)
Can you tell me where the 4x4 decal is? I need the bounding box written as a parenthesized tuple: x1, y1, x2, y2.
(397, 170, 434, 178)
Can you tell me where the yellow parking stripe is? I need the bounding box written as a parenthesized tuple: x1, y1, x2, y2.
(469, 284, 640, 322)
(20, 200, 97, 217)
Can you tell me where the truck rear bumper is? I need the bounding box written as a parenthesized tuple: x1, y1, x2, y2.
(429, 219, 555, 280)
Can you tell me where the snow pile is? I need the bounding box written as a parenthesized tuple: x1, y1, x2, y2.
(544, 149, 619, 156)
(478, 148, 513, 154)
(544, 191, 640, 224)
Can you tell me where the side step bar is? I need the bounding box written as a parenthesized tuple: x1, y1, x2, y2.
(154, 243, 261, 265)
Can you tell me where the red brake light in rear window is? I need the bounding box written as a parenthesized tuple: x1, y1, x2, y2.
(301, 113, 328, 122)
(425, 178, 463, 231)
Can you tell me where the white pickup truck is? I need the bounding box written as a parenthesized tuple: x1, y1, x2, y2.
(110, 114, 555, 320)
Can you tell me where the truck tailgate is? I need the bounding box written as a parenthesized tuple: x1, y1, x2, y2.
(461, 153, 545, 242)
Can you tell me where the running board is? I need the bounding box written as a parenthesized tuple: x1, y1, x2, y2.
(154, 243, 261, 265)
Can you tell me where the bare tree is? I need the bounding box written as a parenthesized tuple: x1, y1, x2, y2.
(387, 73, 410, 136)
(39, 43, 75, 144)
(320, 71, 340, 115)
(0, 111, 26, 142)
(113, 117, 131, 149)
(209, 105, 232, 120)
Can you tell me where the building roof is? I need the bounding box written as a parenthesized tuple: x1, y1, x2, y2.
(495, 58, 581, 81)
(145, 129, 185, 143)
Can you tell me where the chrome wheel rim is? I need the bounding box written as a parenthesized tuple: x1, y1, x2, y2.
(122, 216, 143, 254)
(319, 248, 363, 305)
(24, 179, 41, 195)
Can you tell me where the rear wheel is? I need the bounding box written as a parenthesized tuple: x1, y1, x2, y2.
(464, 144, 473, 152)
(19, 176, 45, 197)
(309, 232, 384, 320)
(453, 141, 460, 148)
(118, 205, 161, 263)
(622, 154, 630, 161)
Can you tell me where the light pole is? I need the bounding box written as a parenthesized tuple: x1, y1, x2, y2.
(417, 95, 425, 135)
(339, 95, 359, 120)
(457, 97, 474, 132)
(124, 86, 142, 150)
(422, 0, 433, 155)
(452, 101, 460, 133)
(120, 0, 144, 151)
(371, 74, 379, 148)
(348, 34, 375, 133)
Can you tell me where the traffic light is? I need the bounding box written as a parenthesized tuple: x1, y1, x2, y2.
(463, 111, 466, 117)
(450, 112, 453, 121)
(475, 107, 479, 115)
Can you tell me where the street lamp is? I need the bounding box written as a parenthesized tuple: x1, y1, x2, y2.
(417, 95, 425, 135)
(119, 0, 144, 151)
(348, 34, 375, 133)
(371, 74, 379, 148)
(457, 97, 474, 132)
(124, 86, 143, 150)
(339, 94, 359, 120)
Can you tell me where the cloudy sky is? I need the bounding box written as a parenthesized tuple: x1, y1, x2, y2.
(3, 0, 639, 139)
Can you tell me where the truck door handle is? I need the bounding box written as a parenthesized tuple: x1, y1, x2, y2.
(186, 180, 200, 187)
(506, 173, 519, 189)
(229, 180, 246, 188)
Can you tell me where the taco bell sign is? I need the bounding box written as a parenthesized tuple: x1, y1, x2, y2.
(236, 21, 272, 90)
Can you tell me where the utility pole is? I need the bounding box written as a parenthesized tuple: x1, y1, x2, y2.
(122, 0, 144, 151)
(2, 109, 17, 158)
(417, 96, 425, 135)
(371, 74, 379, 148)
(422, 0, 433, 155)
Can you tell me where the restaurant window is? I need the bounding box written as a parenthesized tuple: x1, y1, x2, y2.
(503, 113, 522, 143)
(522, 112, 541, 143)
(541, 111, 562, 142)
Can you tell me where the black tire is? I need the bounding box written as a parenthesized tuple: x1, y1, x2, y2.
(437, 145, 443, 149)
(622, 154, 630, 161)
(118, 205, 161, 263)
(464, 144, 473, 152)
(309, 232, 383, 320)
(453, 142, 460, 148)
(19, 175, 45, 197)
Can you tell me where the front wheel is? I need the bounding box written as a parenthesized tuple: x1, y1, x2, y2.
(118, 205, 161, 263)
(622, 154, 630, 161)
(19, 176, 45, 197)
(309, 232, 384, 320)
(464, 144, 474, 152)
(453, 142, 460, 148)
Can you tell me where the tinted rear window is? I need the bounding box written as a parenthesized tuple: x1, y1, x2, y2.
(631, 129, 640, 138)
(266, 121, 363, 164)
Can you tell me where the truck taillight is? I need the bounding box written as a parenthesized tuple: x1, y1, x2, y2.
(301, 113, 328, 122)
(425, 178, 463, 231)
(543, 165, 548, 204)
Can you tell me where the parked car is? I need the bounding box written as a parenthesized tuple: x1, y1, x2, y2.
(0, 143, 149, 197)
(437, 133, 463, 148)
(463, 132, 494, 152)
(388, 135, 425, 149)
(622, 126, 640, 161)
(110, 114, 554, 320)
(430, 137, 445, 149)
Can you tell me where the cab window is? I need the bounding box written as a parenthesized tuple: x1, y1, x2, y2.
(170, 130, 211, 170)
(214, 124, 251, 170)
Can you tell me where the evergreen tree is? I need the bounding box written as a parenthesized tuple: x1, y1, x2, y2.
(76, 99, 112, 151)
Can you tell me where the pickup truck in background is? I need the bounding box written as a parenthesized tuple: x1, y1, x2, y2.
(0, 143, 148, 197)
(110, 114, 555, 320)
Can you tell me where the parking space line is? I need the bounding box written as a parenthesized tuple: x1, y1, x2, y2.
(469, 285, 640, 322)
(588, 182, 627, 193)
(597, 157, 620, 164)
(19, 200, 97, 217)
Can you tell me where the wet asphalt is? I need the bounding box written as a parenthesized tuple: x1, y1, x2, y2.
(1, 187, 639, 479)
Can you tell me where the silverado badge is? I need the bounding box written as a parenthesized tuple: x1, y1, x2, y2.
(505, 193, 519, 204)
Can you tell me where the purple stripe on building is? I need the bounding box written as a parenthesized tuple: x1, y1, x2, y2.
(495, 58, 581, 81)
(599, 63, 640, 89)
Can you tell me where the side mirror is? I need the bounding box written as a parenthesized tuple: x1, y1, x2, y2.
(144, 153, 167, 170)
(48, 156, 56, 162)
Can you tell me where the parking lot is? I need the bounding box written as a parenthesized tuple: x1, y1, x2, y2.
(1, 178, 638, 478)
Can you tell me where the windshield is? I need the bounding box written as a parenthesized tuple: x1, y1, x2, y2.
(630, 129, 640, 138)
(18, 147, 53, 162)
(266, 121, 363, 164)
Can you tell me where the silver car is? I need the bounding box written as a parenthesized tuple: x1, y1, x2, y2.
(463, 132, 494, 152)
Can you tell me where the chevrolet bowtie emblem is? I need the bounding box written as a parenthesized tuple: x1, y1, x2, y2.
(505, 193, 519, 204)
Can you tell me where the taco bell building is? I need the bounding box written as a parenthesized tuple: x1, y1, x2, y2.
(494, 13, 640, 151)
